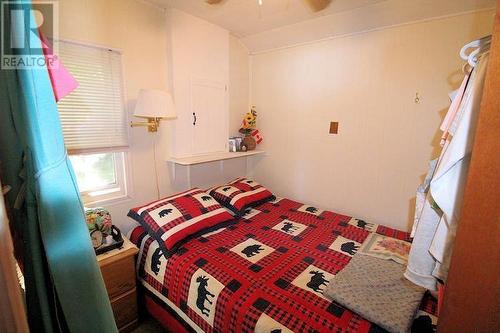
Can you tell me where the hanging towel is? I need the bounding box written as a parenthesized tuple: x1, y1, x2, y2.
(429, 53, 489, 280)
(411, 159, 438, 238)
(439, 74, 470, 146)
(405, 53, 489, 289)
(405, 196, 443, 291)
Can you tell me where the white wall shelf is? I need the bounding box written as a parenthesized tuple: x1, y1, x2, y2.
(166, 150, 265, 190)
(166, 150, 265, 166)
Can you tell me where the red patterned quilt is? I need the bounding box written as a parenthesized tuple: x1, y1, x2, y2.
(129, 197, 436, 333)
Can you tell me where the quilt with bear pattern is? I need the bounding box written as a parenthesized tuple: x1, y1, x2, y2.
(129, 197, 437, 333)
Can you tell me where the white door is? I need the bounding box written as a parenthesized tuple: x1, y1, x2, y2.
(190, 79, 228, 155)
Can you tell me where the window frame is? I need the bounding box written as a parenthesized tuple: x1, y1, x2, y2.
(56, 38, 133, 206)
(71, 150, 133, 206)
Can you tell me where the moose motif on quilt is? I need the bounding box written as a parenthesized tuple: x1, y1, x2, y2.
(196, 275, 215, 317)
(151, 247, 164, 275)
(306, 270, 329, 293)
(241, 244, 264, 257)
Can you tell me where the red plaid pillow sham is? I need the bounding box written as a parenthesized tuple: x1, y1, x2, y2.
(209, 178, 274, 216)
(127, 188, 234, 256)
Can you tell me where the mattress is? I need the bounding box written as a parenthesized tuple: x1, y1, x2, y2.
(129, 197, 437, 332)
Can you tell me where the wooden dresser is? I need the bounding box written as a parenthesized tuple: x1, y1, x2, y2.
(97, 237, 139, 332)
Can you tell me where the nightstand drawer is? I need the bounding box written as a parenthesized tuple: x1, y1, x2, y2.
(97, 236, 139, 332)
(111, 288, 138, 330)
(100, 255, 136, 299)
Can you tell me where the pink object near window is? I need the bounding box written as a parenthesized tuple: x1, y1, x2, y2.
(39, 31, 79, 102)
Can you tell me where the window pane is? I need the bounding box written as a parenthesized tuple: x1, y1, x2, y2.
(69, 153, 117, 192)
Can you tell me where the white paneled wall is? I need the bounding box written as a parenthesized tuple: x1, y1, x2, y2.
(248, 10, 495, 231)
(165, 9, 255, 193)
(229, 35, 250, 136)
(167, 9, 229, 158)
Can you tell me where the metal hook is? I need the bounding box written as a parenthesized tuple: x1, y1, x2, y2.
(415, 92, 421, 104)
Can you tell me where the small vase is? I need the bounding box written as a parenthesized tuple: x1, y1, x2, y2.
(241, 136, 256, 151)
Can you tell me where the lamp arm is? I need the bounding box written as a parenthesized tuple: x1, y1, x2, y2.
(130, 117, 161, 132)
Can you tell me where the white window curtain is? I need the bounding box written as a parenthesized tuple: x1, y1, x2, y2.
(56, 40, 128, 154)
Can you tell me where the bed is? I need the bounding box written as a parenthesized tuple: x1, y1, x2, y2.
(129, 196, 436, 332)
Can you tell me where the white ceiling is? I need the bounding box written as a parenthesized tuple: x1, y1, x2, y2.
(150, 0, 389, 37)
(148, 0, 496, 52)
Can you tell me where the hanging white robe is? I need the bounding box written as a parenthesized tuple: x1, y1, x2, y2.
(405, 53, 489, 290)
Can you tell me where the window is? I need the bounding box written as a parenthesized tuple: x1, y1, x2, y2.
(69, 152, 128, 203)
(56, 40, 130, 204)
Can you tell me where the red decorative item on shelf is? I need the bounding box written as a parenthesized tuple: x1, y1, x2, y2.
(251, 129, 263, 144)
(239, 106, 262, 151)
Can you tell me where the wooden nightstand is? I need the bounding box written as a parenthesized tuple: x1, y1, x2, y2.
(97, 236, 139, 332)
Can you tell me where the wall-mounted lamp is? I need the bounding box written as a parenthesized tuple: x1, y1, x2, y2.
(130, 89, 176, 132)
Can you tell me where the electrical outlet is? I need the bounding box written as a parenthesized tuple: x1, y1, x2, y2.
(329, 122, 339, 134)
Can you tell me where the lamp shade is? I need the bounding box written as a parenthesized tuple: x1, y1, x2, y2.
(133, 89, 176, 119)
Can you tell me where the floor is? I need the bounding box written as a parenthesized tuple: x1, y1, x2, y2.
(131, 317, 166, 333)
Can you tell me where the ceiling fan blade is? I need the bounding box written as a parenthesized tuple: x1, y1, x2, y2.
(305, 0, 332, 12)
(205, 0, 225, 4)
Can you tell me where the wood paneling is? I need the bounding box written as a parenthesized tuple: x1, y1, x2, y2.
(438, 3, 500, 332)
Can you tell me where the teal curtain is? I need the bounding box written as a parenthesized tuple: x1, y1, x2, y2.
(0, 1, 117, 332)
